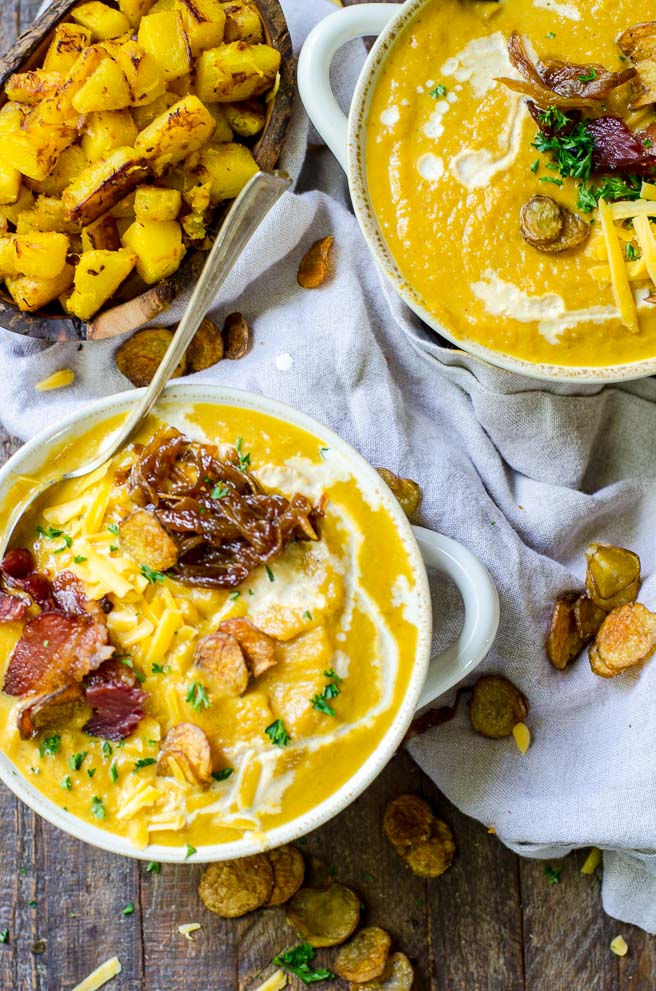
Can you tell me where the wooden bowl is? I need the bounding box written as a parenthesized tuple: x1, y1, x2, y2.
(0, 0, 295, 341)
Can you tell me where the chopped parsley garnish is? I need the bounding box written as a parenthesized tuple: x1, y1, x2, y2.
(211, 482, 229, 499)
(645, 138, 653, 149)
(140, 564, 165, 584)
(546, 30, 556, 39)
(151, 663, 170, 674)
(429, 83, 447, 98)
(530, 159, 540, 174)
(265, 565, 275, 582)
(185, 844, 197, 859)
(211, 768, 234, 782)
(186, 681, 211, 711)
(577, 175, 642, 213)
(36, 524, 63, 539)
(578, 66, 597, 82)
(146, 861, 161, 874)
(0, 930, 9, 944)
(323, 668, 342, 681)
(61, 776, 72, 791)
(73, 555, 87, 564)
(235, 436, 251, 472)
(133, 758, 156, 773)
(228, 591, 240, 601)
(39, 735, 61, 758)
(539, 176, 563, 187)
(120, 657, 145, 682)
(533, 109, 594, 181)
(320, 447, 329, 459)
(626, 243, 640, 261)
(91, 796, 106, 820)
(544, 864, 565, 885)
(311, 672, 342, 718)
(304, 610, 313, 621)
(110, 763, 119, 784)
(102, 742, 113, 758)
(273, 943, 335, 985)
(121, 902, 135, 916)
(265, 718, 291, 747)
(107, 523, 120, 536)
(87, 768, 96, 778)
(310, 694, 337, 717)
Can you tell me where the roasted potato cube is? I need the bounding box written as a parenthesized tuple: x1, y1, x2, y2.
(3, 110, 75, 182)
(65, 247, 136, 319)
(134, 185, 181, 221)
(43, 23, 92, 73)
(199, 855, 274, 917)
(196, 42, 280, 103)
(589, 602, 656, 678)
(223, 99, 265, 136)
(166, 74, 193, 98)
(0, 237, 19, 277)
(157, 721, 212, 784)
(585, 542, 641, 611)
(178, 0, 226, 55)
(0, 164, 21, 206)
(118, 0, 156, 28)
(16, 196, 79, 235)
(115, 326, 187, 385)
(26, 145, 87, 197)
(132, 92, 176, 130)
(119, 508, 178, 570)
(138, 10, 192, 82)
(71, 1, 131, 40)
(82, 110, 138, 161)
(0, 187, 34, 228)
(63, 146, 148, 226)
(222, 1, 264, 43)
(121, 218, 185, 282)
(5, 264, 74, 311)
(14, 231, 69, 279)
(135, 95, 216, 175)
(5, 70, 63, 105)
(286, 884, 360, 948)
(200, 143, 258, 202)
(72, 55, 132, 113)
(81, 213, 121, 251)
(105, 42, 166, 107)
(206, 103, 233, 142)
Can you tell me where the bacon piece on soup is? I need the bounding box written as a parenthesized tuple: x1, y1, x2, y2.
(589, 602, 656, 678)
(217, 617, 276, 677)
(286, 883, 360, 947)
(0, 590, 29, 623)
(194, 630, 249, 696)
(199, 855, 274, 917)
(3, 611, 114, 697)
(157, 721, 212, 784)
(586, 116, 656, 175)
(119, 508, 179, 572)
(334, 927, 392, 983)
(17, 684, 86, 739)
(2, 548, 35, 579)
(83, 658, 147, 740)
(265, 845, 305, 907)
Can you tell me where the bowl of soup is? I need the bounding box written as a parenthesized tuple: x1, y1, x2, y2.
(0, 383, 498, 861)
(299, 0, 656, 382)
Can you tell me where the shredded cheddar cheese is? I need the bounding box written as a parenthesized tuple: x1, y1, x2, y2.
(610, 935, 629, 957)
(610, 199, 656, 221)
(641, 181, 656, 202)
(512, 722, 531, 754)
(178, 922, 202, 941)
(598, 199, 640, 334)
(632, 214, 656, 286)
(581, 847, 602, 876)
(253, 971, 288, 991)
(71, 956, 121, 991)
(35, 368, 75, 391)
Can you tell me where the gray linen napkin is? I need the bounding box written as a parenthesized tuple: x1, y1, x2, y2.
(2, 0, 656, 933)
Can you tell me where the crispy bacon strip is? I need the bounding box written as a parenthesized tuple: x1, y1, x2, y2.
(83, 660, 147, 741)
(0, 590, 28, 623)
(586, 115, 656, 174)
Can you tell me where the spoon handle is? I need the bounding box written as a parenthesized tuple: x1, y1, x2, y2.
(64, 169, 291, 481)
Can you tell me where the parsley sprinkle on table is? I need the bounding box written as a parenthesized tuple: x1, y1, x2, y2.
(146, 861, 161, 874)
(545, 864, 565, 885)
(265, 719, 291, 747)
(273, 943, 335, 985)
(122, 902, 135, 916)
(186, 681, 211, 711)
(0, 930, 9, 944)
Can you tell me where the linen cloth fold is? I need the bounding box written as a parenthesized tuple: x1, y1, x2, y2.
(2, 0, 656, 933)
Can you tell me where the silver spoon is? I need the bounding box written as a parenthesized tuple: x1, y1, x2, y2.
(0, 169, 291, 557)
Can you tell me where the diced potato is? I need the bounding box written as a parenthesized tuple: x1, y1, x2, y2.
(224, 99, 265, 136)
(3, 112, 75, 182)
(138, 10, 192, 82)
(0, 163, 21, 205)
(65, 247, 136, 319)
(72, 55, 132, 113)
(82, 110, 138, 161)
(134, 185, 182, 221)
(111, 190, 137, 219)
(222, 1, 264, 43)
(121, 218, 185, 282)
(107, 42, 166, 107)
(13, 231, 69, 279)
(0, 237, 18, 277)
(16, 196, 79, 235)
(196, 41, 280, 103)
(43, 23, 92, 73)
(177, 0, 226, 55)
(207, 104, 233, 142)
(52, 45, 104, 121)
(5, 264, 75, 311)
(118, 0, 155, 28)
(200, 143, 258, 202)
(25, 145, 87, 197)
(167, 75, 193, 98)
(5, 70, 63, 105)
(71, 2, 131, 40)
(132, 92, 176, 130)
(134, 95, 216, 176)
(63, 146, 148, 226)
(81, 213, 121, 251)
(0, 187, 34, 227)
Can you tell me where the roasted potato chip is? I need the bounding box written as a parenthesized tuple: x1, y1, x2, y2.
(297, 236, 334, 289)
(629, 58, 656, 109)
(218, 617, 277, 677)
(546, 592, 584, 670)
(383, 794, 433, 849)
(334, 927, 391, 983)
(286, 883, 360, 947)
(222, 311, 252, 359)
(119, 507, 178, 571)
(585, 542, 641, 611)
(589, 602, 656, 678)
(618, 22, 656, 62)
(186, 316, 224, 372)
(573, 592, 606, 641)
(520, 197, 589, 253)
(354, 953, 415, 991)
(376, 468, 422, 519)
(194, 630, 249, 696)
(199, 854, 274, 917)
(400, 818, 455, 878)
(115, 327, 187, 387)
(17, 684, 85, 739)
(266, 845, 305, 907)
(157, 721, 212, 784)
(468, 674, 529, 739)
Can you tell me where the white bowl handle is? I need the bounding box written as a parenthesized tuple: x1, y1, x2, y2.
(412, 526, 500, 710)
(297, 4, 398, 172)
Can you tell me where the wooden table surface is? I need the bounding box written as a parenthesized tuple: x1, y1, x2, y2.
(1, 1, 656, 989)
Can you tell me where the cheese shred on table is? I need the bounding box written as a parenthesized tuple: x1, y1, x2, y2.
(71, 956, 121, 991)
(252, 970, 288, 991)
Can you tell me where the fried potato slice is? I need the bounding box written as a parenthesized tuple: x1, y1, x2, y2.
(376, 468, 422, 519)
(400, 819, 455, 878)
(383, 794, 433, 849)
(199, 854, 274, 917)
(119, 508, 178, 571)
(629, 59, 656, 109)
(62, 146, 148, 226)
(286, 884, 360, 947)
(354, 952, 414, 991)
(573, 592, 606, 641)
(585, 542, 641, 611)
(589, 602, 656, 678)
(157, 721, 212, 784)
(546, 593, 584, 670)
(218, 617, 276, 677)
(334, 927, 392, 983)
(266, 845, 305, 907)
(297, 236, 334, 289)
(194, 630, 249, 696)
(618, 22, 656, 62)
(222, 311, 252, 359)
(187, 317, 224, 371)
(115, 327, 188, 387)
(468, 674, 529, 739)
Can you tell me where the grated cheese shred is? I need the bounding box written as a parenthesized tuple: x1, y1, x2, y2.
(71, 956, 121, 991)
(598, 199, 640, 334)
(178, 922, 202, 941)
(252, 971, 288, 991)
(35, 368, 75, 391)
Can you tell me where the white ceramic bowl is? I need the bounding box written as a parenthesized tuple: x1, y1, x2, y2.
(0, 383, 499, 861)
(298, 0, 656, 384)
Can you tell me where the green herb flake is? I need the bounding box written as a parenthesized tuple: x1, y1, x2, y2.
(327, 866, 336, 877)
(28, 900, 36, 908)
(546, 30, 556, 38)
(185, 844, 197, 860)
(362, 871, 374, 882)
(109, 545, 119, 553)
(265, 719, 291, 748)
(91, 796, 106, 820)
(110, 763, 119, 784)
(304, 610, 313, 621)
(228, 591, 240, 601)
(319, 447, 329, 460)
(578, 66, 597, 82)
(39, 735, 61, 758)
(146, 861, 161, 874)
(133, 758, 156, 773)
(151, 663, 170, 674)
(539, 176, 564, 187)
(61, 775, 72, 791)
(211, 768, 234, 782)
(265, 565, 275, 582)
(73, 554, 87, 564)
(140, 564, 165, 584)
(69, 751, 87, 771)
(102, 741, 113, 758)
(235, 436, 251, 472)
(530, 159, 540, 174)
(429, 83, 447, 98)
(0, 930, 9, 944)
(544, 864, 565, 885)
(87, 768, 96, 778)
(107, 523, 120, 536)
(36, 524, 63, 539)
(186, 681, 211, 711)
(533, 109, 594, 183)
(310, 694, 336, 717)
(323, 668, 342, 681)
(645, 138, 653, 149)
(626, 242, 641, 261)
(121, 902, 135, 916)
(273, 943, 335, 985)
(211, 482, 230, 499)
